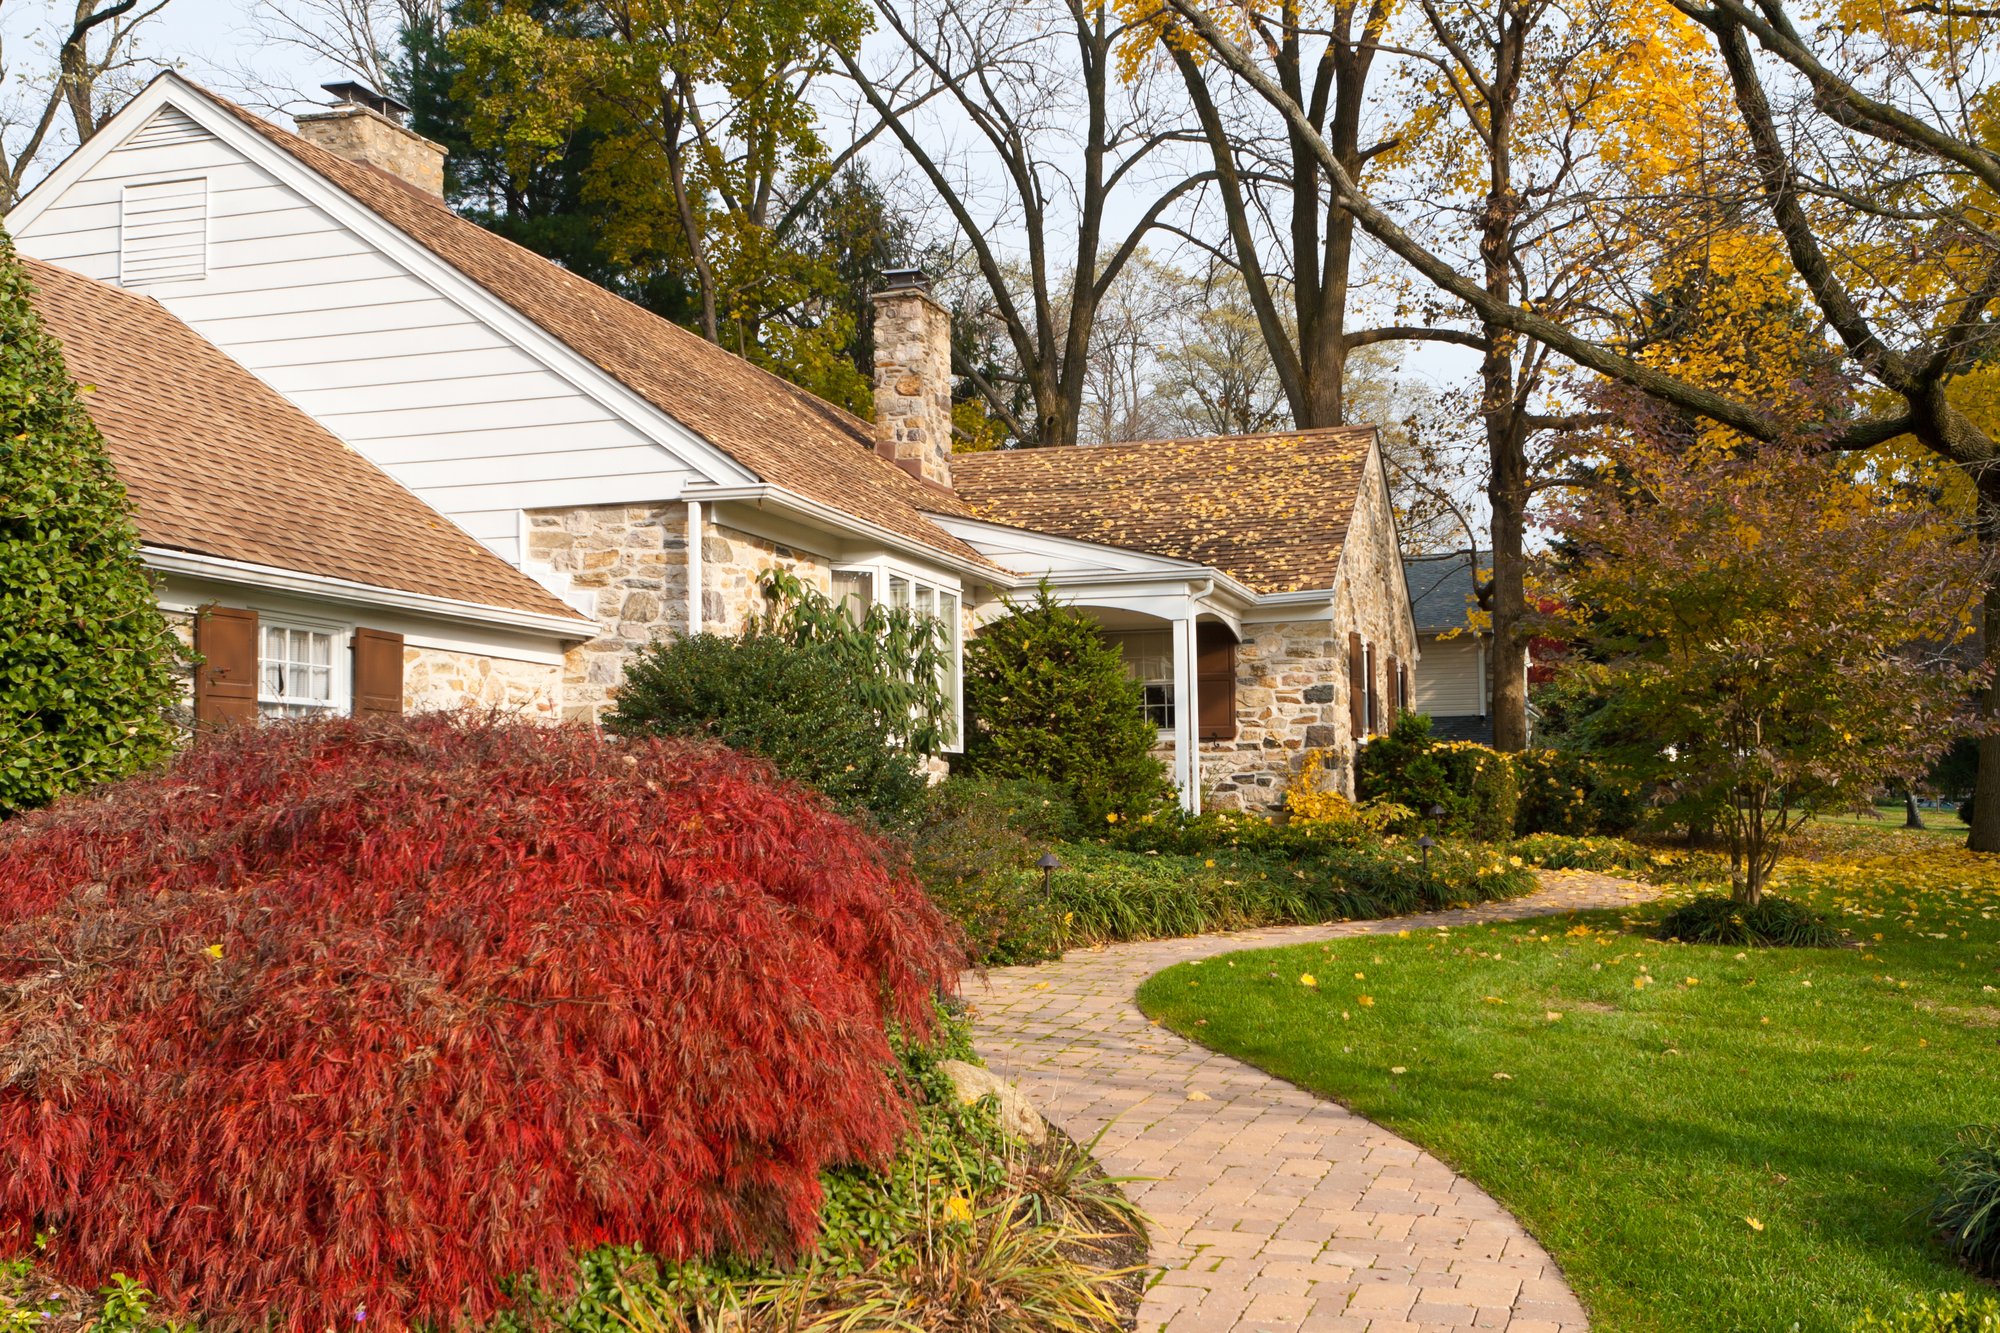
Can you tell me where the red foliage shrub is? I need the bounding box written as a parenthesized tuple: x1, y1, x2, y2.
(0, 714, 962, 1332)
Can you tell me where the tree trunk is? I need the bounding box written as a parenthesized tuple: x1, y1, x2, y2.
(1971, 564, 2000, 851)
(1904, 789, 1925, 829)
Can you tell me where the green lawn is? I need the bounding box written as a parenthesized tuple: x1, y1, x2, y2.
(1136, 849, 2000, 1333)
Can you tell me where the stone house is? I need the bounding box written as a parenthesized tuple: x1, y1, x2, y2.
(8, 74, 1417, 809)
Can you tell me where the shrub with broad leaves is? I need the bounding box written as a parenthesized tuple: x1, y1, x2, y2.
(0, 715, 963, 1333)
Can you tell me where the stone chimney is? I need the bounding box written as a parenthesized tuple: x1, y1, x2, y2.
(871, 269, 955, 491)
(295, 82, 446, 199)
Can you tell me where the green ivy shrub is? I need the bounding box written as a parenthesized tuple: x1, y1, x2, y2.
(1850, 1294, 2000, 1333)
(1513, 747, 1643, 836)
(1932, 1124, 2000, 1281)
(0, 229, 183, 817)
(608, 632, 928, 828)
(1357, 713, 1518, 841)
(1507, 832, 1652, 873)
(963, 586, 1169, 823)
(907, 777, 1059, 967)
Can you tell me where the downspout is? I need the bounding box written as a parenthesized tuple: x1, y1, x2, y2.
(686, 500, 704, 635)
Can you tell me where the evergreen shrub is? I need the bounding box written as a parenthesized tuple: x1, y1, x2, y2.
(1356, 713, 1518, 840)
(0, 229, 182, 817)
(963, 586, 1169, 823)
(609, 631, 928, 828)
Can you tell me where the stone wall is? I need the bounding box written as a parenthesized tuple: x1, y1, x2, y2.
(1199, 619, 1344, 811)
(404, 646, 562, 716)
(701, 524, 832, 636)
(525, 505, 834, 722)
(294, 105, 447, 197)
(525, 503, 691, 723)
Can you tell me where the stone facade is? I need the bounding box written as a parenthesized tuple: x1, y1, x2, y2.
(525, 503, 691, 723)
(1199, 619, 1347, 811)
(403, 646, 561, 716)
(1195, 449, 1419, 812)
(525, 503, 835, 722)
(294, 103, 447, 197)
(700, 524, 832, 635)
(870, 276, 955, 490)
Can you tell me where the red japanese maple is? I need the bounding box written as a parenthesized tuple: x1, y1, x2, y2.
(0, 714, 961, 1331)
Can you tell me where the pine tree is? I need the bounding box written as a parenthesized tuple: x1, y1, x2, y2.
(0, 228, 183, 816)
(963, 585, 1169, 820)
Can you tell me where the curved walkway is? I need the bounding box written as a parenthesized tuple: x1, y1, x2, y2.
(964, 871, 1662, 1333)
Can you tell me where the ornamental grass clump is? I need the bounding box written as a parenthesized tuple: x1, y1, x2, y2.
(1655, 892, 1845, 947)
(0, 714, 963, 1333)
(1932, 1124, 2000, 1281)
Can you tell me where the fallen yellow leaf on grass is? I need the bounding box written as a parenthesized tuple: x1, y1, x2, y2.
(1357, 995, 1375, 1007)
(1492, 1072, 1513, 1081)
(1300, 973, 1318, 988)
(1745, 1217, 1764, 1232)
(1391, 1066, 1407, 1075)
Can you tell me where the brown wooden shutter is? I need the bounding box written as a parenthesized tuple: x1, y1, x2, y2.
(193, 605, 259, 731)
(1348, 632, 1366, 739)
(1399, 659, 1413, 713)
(1196, 622, 1237, 741)
(352, 628, 405, 717)
(1387, 654, 1402, 717)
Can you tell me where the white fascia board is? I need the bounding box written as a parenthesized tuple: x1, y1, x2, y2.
(20, 76, 758, 491)
(688, 483, 1008, 584)
(143, 546, 596, 640)
(929, 510, 1277, 613)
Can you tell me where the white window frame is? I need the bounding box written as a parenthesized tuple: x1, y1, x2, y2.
(256, 614, 352, 719)
(1101, 628, 1177, 737)
(831, 559, 965, 752)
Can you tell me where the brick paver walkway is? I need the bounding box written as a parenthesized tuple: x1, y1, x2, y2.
(965, 870, 1662, 1333)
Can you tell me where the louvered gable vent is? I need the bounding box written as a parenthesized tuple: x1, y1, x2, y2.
(127, 106, 208, 149)
(119, 177, 207, 286)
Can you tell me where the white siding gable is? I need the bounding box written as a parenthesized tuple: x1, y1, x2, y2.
(10, 93, 720, 565)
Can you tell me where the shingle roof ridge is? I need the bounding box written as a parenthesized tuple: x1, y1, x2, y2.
(168, 76, 994, 570)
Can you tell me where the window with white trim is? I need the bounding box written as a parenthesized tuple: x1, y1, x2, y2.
(258, 621, 347, 718)
(831, 562, 965, 750)
(1103, 629, 1175, 730)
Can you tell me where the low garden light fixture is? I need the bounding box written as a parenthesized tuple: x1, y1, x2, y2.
(1427, 803, 1446, 822)
(1038, 851, 1062, 898)
(1417, 834, 1436, 880)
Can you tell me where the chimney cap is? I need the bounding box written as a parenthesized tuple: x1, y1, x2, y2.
(321, 81, 411, 122)
(877, 268, 932, 295)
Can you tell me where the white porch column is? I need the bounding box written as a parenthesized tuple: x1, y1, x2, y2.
(1173, 615, 1201, 814)
(685, 500, 704, 634)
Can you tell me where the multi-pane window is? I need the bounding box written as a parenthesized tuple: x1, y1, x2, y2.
(1104, 629, 1175, 729)
(830, 569, 872, 623)
(259, 623, 340, 718)
(832, 564, 964, 750)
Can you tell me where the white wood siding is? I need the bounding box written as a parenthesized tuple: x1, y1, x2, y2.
(12, 106, 700, 565)
(1416, 633, 1486, 716)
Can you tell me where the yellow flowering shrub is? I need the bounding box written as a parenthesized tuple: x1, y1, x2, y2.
(1286, 749, 1412, 841)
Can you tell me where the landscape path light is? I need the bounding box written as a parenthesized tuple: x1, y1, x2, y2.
(1038, 851, 1062, 899)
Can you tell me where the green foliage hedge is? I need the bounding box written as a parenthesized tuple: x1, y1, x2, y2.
(1358, 713, 1518, 840)
(0, 229, 182, 817)
(963, 586, 1168, 824)
(608, 631, 928, 827)
(929, 835, 1540, 967)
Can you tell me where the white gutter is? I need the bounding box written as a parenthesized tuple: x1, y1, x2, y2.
(142, 546, 598, 639)
(685, 482, 1011, 584)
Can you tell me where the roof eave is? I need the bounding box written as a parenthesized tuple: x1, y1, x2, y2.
(143, 546, 596, 639)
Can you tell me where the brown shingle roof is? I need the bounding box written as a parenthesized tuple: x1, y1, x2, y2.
(24, 256, 584, 624)
(186, 82, 993, 572)
(951, 427, 1378, 595)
